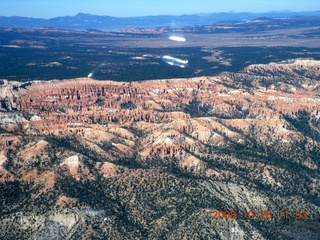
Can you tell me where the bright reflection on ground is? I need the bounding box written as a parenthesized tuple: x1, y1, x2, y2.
(169, 35, 186, 42)
(162, 55, 189, 68)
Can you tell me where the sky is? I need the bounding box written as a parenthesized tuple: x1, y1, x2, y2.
(0, 0, 319, 18)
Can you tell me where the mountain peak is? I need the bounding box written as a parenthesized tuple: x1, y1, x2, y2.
(75, 12, 94, 17)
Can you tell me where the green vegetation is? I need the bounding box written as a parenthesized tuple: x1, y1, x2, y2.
(120, 101, 137, 109)
(95, 98, 105, 106)
(1, 27, 320, 82)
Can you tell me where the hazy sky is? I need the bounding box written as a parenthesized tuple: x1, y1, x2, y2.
(0, 0, 319, 18)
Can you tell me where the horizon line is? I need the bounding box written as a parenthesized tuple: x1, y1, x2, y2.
(1, 9, 320, 20)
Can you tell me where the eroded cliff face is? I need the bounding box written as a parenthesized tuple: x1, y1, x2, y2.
(1, 59, 320, 239)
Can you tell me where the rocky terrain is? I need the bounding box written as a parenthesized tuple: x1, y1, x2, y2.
(1, 59, 320, 239)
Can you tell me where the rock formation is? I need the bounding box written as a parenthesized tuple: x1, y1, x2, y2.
(0, 59, 320, 239)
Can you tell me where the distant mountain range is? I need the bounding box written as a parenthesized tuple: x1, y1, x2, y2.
(1, 11, 320, 30)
